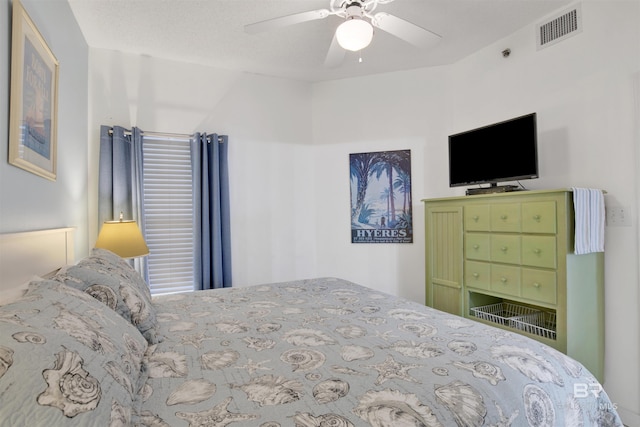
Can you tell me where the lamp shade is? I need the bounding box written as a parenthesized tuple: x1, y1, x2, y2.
(336, 18, 374, 51)
(95, 220, 149, 259)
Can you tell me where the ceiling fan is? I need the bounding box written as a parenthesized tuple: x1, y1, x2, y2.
(244, 0, 442, 67)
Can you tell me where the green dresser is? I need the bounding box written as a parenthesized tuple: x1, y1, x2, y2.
(423, 189, 604, 381)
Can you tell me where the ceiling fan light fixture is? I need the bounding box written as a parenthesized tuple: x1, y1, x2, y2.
(336, 17, 373, 51)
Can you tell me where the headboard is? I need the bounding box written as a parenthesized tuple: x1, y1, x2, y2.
(0, 227, 75, 304)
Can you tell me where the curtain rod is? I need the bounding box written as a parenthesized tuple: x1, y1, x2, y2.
(107, 128, 224, 143)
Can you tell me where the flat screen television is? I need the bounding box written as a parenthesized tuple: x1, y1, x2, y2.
(448, 113, 538, 190)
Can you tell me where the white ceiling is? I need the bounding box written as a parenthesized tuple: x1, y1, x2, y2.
(67, 0, 572, 82)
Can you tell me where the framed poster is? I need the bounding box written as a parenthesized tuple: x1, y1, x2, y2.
(9, 0, 59, 181)
(350, 149, 413, 243)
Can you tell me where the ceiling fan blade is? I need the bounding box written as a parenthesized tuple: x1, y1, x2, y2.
(324, 34, 346, 68)
(372, 12, 441, 49)
(245, 9, 331, 34)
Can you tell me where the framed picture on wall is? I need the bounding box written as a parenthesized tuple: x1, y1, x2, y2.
(9, 0, 59, 181)
(350, 149, 413, 243)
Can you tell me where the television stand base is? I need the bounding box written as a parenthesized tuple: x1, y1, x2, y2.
(466, 185, 521, 196)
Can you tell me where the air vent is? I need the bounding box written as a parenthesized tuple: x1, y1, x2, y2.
(536, 4, 582, 50)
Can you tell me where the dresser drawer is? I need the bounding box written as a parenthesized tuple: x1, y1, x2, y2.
(490, 265, 521, 296)
(522, 268, 557, 304)
(465, 205, 490, 231)
(522, 235, 557, 268)
(465, 261, 490, 290)
(491, 203, 521, 232)
(466, 233, 490, 261)
(490, 235, 521, 264)
(522, 201, 557, 234)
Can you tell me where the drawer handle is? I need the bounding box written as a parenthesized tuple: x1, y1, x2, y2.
(533, 214, 541, 222)
(500, 277, 507, 283)
(533, 248, 542, 254)
(473, 215, 479, 222)
(500, 246, 508, 252)
(532, 282, 541, 288)
(473, 244, 480, 250)
(473, 272, 479, 278)
(500, 215, 508, 220)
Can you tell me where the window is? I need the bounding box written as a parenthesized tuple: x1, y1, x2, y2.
(142, 136, 195, 295)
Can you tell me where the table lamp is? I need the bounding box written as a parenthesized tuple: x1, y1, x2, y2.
(95, 213, 149, 259)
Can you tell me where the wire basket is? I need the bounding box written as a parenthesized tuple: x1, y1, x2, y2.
(470, 302, 540, 326)
(510, 311, 557, 340)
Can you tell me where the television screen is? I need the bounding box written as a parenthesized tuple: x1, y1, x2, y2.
(448, 113, 538, 188)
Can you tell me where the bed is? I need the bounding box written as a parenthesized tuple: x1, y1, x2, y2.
(0, 228, 622, 426)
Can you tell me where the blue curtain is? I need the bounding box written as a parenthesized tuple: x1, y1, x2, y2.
(98, 125, 147, 276)
(191, 133, 232, 290)
(99, 126, 231, 290)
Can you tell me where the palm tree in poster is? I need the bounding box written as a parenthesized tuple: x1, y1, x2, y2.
(371, 150, 410, 225)
(350, 151, 383, 226)
(394, 169, 412, 214)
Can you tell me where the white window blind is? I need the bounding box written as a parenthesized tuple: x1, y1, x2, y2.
(142, 137, 195, 295)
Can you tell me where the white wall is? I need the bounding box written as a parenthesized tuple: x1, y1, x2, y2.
(87, 50, 316, 286)
(50, 0, 640, 423)
(312, 1, 640, 423)
(0, 0, 635, 421)
(0, 0, 89, 257)
(452, 4, 639, 423)
(311, 66, 451, 303)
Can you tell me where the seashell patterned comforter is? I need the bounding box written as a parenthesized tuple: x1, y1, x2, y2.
(0, 257, 623, 427)
(140, 277, 622, 427)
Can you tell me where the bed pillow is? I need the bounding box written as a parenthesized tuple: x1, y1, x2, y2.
(1, 268, 62, 306)
(53, 248, 160, 344)
(0, 275, 42, 306)
(0, 280, 148, 425)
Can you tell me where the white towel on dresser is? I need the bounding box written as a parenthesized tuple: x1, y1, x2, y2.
(571, 187, 605, 254)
